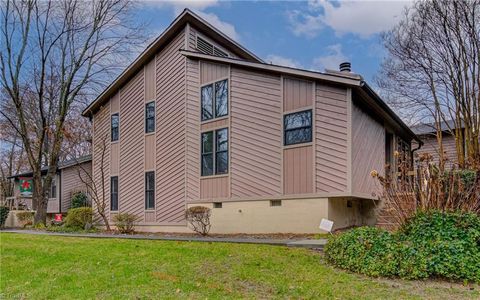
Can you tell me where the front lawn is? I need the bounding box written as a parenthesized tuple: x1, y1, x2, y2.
(0, 233, 478, 299)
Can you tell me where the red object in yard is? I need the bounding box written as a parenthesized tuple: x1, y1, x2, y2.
(54, 214, 63, 222)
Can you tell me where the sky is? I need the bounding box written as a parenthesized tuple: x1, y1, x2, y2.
(137, 0, 411, 83)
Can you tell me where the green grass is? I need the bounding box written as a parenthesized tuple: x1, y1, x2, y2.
(0, 233, 478, 299)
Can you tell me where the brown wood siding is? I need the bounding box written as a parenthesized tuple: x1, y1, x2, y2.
(92, 105, 111, 219)
(200, 61, 229, 84)
(283, 77, 313, 112)
(155, 30, 186, 223)
(185, 58, 201, 203)
(352, 103, 385, 195)
(230, 68, 282, 197)
(60, 162, 92, 212)
(119, 70, 145, 220)
(110, 143, 119, 175)
(315, 84, 348, 193)
(111, 92, 120, 113)
(284, 146, 313, 194)
(200, 176, 229, 199)
(201, 118, 228, 131)
(417, 134, 458, 166)
(145, 59, 155, 101)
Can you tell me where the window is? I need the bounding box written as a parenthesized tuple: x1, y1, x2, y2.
(50, 178, 56, 198)
(284, 110, 312, 146)
(201, 79, 228, 121)
(145, 172, 155, 210)
(110, 176, 118, 211)
(111, 113, 119, 142)
(201, 128, 228, 176)
(145, 102, 155, 133)
(270, 200, 282, 207)
(213, 202, 222, 208)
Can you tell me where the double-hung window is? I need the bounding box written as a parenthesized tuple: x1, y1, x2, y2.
(284, 110, 312, 146)
(145, 102, 155, 133)
(201, 79, 228, 121)
(145, 171, 155, 210)
(50, 178, 56, 198)
(110, 176, 118, 211)
(111, 113, 119, 142)
(201, 128, 228, 176)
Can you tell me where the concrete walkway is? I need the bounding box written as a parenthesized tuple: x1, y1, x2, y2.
(1, 229, 327, 250)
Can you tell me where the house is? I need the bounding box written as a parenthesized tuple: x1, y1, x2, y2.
(5, 155, 92, 216)
(411, 120, 463, 167)
(81, 9, 420, 233)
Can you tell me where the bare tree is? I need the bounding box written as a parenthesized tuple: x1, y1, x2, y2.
(377, 0, 480, 169)
(75, 134, 110, 231)
(0, 0, 144, 224)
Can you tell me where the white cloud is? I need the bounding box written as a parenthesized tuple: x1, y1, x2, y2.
(265, 54, 302, 68)
(289, 0, 411, 38)
(312, 44, 348, 71)
(195, 11, 240, 41)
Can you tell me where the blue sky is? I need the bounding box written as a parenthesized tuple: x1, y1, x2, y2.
(138, 0, 410, 83)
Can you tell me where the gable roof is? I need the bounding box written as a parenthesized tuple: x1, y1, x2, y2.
(181, 50, 421, 144)
(7, 155, 92, 179)
(82, 9, 262, 117)
(411, 120, 463, 135)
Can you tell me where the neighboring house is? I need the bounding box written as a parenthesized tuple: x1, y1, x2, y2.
(6, 155, 92, 216)
(412, 120, 463, 167)
(81, 9, 420, 233)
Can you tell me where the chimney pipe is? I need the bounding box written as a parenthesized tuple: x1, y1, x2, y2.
(339, 62, 351, 72)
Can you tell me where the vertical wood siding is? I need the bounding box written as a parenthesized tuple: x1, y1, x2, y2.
(185, 58, 200, 203)
(93, 105, 111, 219)
(283, 146, 313, 194)
(315, 84, 349, 193)
(155, 31, 186, 223)
(145, 59, 155, 101)
(200, 177, 229, 199)
(230, 68, 282, 197)
(417, 134, 458, 166)
(200, 61, 229, 84)
(119, 71, 145, 220)
(351, 103, 385, 195)
(283, 77, 313, 112)
(60, 162, 92, 212)
(145, 135, 155, 170)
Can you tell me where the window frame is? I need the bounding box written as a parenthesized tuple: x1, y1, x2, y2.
(145, 171, 155, 210)
(200, 79, 229, 122)
(283, 109, 313, 146)
(111, 113, 119, 142)
(201, 128, 229, 177)
(110, 176, 118, 211)
(50, 177, 56, 198)
(145, 101, 155, 134)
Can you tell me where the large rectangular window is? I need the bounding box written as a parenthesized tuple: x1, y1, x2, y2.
(201, 79, 228, 121)
(111, 113, 119, 142)
(145, 102, 155, 133)
(110, 176, 118, 211)
(201, 128, 228, 176)
(145, 171, 155, 210)
(284, 110, 312, 146)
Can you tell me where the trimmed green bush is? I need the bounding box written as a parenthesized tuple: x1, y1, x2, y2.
(325, 210, 480, 282)
(0, 206, 10, 228)
(113, 213, 139, 234)
(65, 207, 93, 229)
(71, 192, 90, 209)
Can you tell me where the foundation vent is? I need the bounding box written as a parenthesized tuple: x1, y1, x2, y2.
(270, 200, 282, 207)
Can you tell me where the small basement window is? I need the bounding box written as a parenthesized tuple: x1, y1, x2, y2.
(270, 200, 282, 207)
(213, 202, 222, 208)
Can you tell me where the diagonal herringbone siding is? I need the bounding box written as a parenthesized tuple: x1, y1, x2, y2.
(119, 71, 145, 220)
(155, 30, 186, 223)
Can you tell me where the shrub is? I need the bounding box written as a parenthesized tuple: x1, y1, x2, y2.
(71, 192, 90, 209)
(185, 206, 211, 236)
(0, 206, 10, 228)
(113, 213, 139, 234)
(324, 227, 399, 277)
(325, 210, 480, 282)
(16, 211, 35, 228)
(65, 207, 93, 229)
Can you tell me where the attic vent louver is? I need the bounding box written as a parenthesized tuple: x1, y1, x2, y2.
(197, 36, 228, 58)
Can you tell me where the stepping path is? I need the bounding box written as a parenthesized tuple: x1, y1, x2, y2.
(1, 229, 327, 250)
